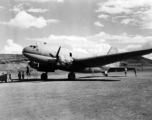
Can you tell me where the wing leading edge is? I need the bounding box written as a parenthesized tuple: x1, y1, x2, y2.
(74, 48, 152, 67)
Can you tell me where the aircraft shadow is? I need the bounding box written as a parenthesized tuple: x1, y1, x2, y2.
(109, 75, 128, 77)
(10, 78, 120, 83)
(79, 75, 126, 78)
(79, 75, 103, 78)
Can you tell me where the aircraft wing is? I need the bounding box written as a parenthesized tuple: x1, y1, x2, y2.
(73, 48, 152, 67)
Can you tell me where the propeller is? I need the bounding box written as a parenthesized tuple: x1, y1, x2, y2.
(56, 46, 61, 60)
(49, 46, 61, 59)
(50, 46, 61, 70)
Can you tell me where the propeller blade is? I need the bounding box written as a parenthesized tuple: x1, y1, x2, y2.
(49, 53, 55, 58)
(50, 46, 61, 70)
(56, 46, 61, 58)
(49, 46, 61, 58)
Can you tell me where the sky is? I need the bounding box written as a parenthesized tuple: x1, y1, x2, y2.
(0, 0, 152, 59)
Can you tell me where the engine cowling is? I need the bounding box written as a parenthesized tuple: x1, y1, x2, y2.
(28, 61, 55, 72)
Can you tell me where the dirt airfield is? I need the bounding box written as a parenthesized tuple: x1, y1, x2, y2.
(0, 71, 152, 120)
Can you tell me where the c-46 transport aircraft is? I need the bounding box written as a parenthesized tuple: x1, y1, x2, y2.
(22, 43, 152, 80)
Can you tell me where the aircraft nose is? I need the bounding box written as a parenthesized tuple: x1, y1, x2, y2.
(22, 47, 29, 55)
(22, 47, 34, 57)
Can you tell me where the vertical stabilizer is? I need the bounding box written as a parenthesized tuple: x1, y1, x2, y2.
(107, 46, 119, 55)
(106, 46, 120, 67)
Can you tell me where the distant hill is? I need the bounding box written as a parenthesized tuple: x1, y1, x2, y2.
(0, 54, 28, 72)
(0, 54, 27, 64)
(121, 56, 152, 70)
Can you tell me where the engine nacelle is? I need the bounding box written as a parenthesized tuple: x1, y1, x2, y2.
(28, 61, 55, 72)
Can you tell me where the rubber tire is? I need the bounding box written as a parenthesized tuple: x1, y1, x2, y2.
(68, 72, 76, 80)
(41, 73, 48, 80)
(105, 74, 108, 77)
(41, 73, 43, 80)
(104, 72, 108, 77)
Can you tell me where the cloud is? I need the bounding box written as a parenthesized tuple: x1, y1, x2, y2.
(0, 11, 59, 29)
(120, 18, 136, 25)
(124, 41, 152, 59)
(10, 3, 31, 12)
(27, 8, 49, 13)
(0, 6, 5, 10)
(94, 21, 104, 27)
(143, 44, 152, 58)
(96, 0, 152, 14)
(98, 14, 109, 20)
(126, 44, 142, 51)
(18, 0, 64, 2)
(90, 32, 152, 44)
(10, 3, 49, 13)
(10, 7, 21, 12)
(96, 0, 152, 29)
(0, 39, 23, 54)
(142, 41, 152, 49)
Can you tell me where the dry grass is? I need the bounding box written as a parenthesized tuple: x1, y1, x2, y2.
(0, 72, 152, 120)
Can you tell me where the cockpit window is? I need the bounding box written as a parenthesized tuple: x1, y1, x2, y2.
(30, 45, 36, 48)
(29, 45, 39, 51)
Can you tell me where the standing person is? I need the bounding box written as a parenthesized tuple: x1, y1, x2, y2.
(8, 71, 12, 82)
(18, 71, 21, 80)
(22, 71, 24, 80)
(134, 68, 137, 76)
(124, 68, 127, 76)
(9, 72, 12, 81)
(26, 66, 30, 79)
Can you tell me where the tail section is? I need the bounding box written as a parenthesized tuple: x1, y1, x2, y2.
(106, 46, 120, 67)
(107, 46, 119, 55)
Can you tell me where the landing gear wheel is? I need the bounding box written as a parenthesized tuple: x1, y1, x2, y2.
(104, 71, 108, 77)
(68, 72, 76, 80)
(105, 73, 108, 77)
(41, 73, 48, 80)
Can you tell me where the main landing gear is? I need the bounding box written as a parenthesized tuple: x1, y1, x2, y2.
(68, 72, 76, 80)
(103, 71, 108, 77)
(41, 73, 48, 80)
(40, 72, 76, 80)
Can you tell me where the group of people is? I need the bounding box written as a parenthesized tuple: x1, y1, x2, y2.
(18, 66, 30, 80)
(124, 68, 137, 76)
(18, 71, 25, 80)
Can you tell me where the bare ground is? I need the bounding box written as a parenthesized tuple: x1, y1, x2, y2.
(0, 71, 152, 120)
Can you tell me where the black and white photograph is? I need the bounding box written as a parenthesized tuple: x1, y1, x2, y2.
(0, 0, 152, 120)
